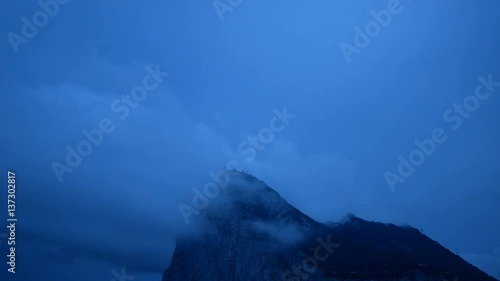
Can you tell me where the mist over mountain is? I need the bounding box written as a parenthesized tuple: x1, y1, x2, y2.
(163, 171, 497, 281)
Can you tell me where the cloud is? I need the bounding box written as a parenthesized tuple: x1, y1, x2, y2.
(4, 54, 355, 277)
(1, 55, 237, 275)
(251, 220, 306, 245)
(238, 139, 357, 222)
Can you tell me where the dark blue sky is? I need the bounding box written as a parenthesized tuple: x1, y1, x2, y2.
(1, 0, 499, 280)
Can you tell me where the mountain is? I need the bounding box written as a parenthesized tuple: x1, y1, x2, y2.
(163, 171, 497, 281)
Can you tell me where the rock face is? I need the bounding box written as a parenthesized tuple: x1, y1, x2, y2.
(163, 172, 497, 281)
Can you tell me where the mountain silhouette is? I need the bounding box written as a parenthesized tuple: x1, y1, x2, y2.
(163, 171, 497, 281)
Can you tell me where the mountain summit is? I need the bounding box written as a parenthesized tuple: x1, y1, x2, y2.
(163, 172, 497, 281)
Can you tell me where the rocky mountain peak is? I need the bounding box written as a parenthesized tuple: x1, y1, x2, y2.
(164, 173, 498, 281)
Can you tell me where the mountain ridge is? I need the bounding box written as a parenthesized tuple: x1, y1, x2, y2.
(163, 171, 497, 281)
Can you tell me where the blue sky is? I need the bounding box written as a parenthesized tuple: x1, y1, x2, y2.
(1, 0, 499, 280)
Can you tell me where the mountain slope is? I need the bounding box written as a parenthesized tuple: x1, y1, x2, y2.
(163, 171, 497, 281)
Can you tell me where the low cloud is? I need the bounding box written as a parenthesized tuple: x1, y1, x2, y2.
(251, 220, 306, 245)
